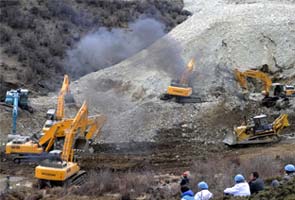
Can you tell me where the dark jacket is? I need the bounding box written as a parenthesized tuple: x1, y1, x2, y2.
(249, 178, 264, 194)
(181, 190, 194, 200)
(180, 177, 189, 186)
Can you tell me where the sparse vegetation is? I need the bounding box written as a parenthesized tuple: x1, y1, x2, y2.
(1, 153, 293, 200)
(0, 0, 190, 95)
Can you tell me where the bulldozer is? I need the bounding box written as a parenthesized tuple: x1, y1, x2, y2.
(234, 69, 295, 107)
(160, 58, 202, 103)
(35, 101, 95, 188)
(223, 114, 289, 146)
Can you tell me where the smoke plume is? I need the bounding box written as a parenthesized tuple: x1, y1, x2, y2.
(65, 17, 166, 79)
(145, 37, 186, 79)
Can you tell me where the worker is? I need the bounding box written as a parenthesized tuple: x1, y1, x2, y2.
(248, 172, 264, 194)
(194, 181, 213, 200)
(180, 171, 190, 186)
(282, 164, 295, 182)
(224, 174, 250, 197)
(181, 185, 194, 200)
(271, 164, 295, 187)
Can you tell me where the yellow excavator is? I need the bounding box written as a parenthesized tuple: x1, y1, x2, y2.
(43, 74, 70, 132)
(234, 69, 295, 107)
(223, 114, 289, 146)
(35, 101, 94, 188)
(5, 109, 106, 164)
(160, 59, 202, 103)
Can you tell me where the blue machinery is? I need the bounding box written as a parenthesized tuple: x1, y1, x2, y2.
(5, 89, 29, 135)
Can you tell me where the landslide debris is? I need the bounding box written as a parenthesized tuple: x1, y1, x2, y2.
(71, 0, 295, 145)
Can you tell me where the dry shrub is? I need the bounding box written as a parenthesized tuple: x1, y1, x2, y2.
(240, 155, 281, 179)
(277, 153, 295, 164)
(0, 24, 13, 43)
(191, 158, 237, 195)
(239, 153, 295, 181)
(1, 187, 43, 200)
(191, 153, 295, 198)
(73, 170, 155, 198)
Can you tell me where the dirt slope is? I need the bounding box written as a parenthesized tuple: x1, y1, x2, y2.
(71, 0, 295, 144)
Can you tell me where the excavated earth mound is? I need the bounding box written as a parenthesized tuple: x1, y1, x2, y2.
(71, 0, 295, 145)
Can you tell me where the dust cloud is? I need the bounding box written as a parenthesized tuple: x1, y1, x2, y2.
(65, 17, 166, 79)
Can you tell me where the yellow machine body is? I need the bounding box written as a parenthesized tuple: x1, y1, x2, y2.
(285, 87, 295, 96)
(167, 86, 192, 97)
(5, 114, 106, 157)
(5, 140, 43, 154)
(35, 102, 104, 188)
(223, 114, 289, 146)
(35, 162, 80, 181)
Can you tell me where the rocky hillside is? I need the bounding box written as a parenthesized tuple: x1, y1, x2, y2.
(71, 0, 295, 144)
(0, 0, 189, 99)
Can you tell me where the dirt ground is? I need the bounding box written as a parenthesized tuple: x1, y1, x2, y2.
(1, 139, 294, 199)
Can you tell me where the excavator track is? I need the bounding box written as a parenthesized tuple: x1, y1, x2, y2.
(176, 96, 203, 103)
(68, 170, 87, 186)
(160, 93, 205, 104)
(235, 135, 281, 145)
(37, 171, 87, 189)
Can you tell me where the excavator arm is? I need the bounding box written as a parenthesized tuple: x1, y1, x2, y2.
(61, 101, 88, 162)
(234, 69, 272, 95)
(38, 119, 73, 152)
(56, 75, 70, 120)
(272, 114, 289, 134)
(37, 111, 105, 154)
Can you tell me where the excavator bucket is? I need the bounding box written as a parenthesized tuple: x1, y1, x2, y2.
(223, 131, 237, 146)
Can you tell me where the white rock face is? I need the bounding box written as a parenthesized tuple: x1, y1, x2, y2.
(71, 0, 295, 143)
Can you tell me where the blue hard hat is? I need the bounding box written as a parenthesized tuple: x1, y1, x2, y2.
(234, 174, 245, 183)
(284, 164, 295, 172)
(198, 181, 208, 190)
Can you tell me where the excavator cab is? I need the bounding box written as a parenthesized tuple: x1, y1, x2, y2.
(43, 109, 56, 132)
(271, 83, 285, 97)
(46, 109, 56, 120)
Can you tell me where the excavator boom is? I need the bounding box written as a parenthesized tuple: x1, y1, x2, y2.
(61, 102, 88, 162)
(234, 69, 272, 95)
(56, 75, 69, 120)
